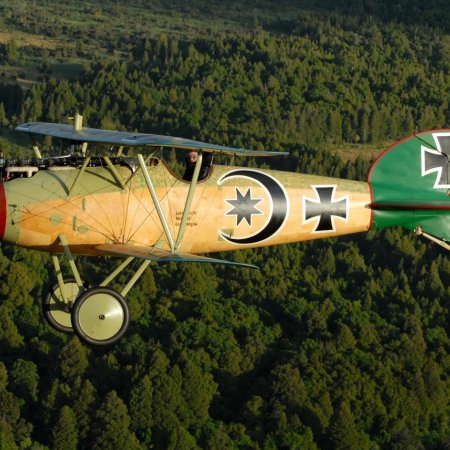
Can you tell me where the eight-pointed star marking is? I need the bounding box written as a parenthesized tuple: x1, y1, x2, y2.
(225, 188, 263, 226)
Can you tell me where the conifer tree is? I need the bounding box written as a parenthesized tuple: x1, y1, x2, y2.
(91, 390, 141, 450)
(52, 406, 78, 450)
(9, 359, 39, 402)
(329, 401, 368, 450)
(0, 419, 18, 450)
(73, 379, 98, 441)
(129, 374, 153, 447)
(59, 336, 89, 383)
(0, 362, 7, 391)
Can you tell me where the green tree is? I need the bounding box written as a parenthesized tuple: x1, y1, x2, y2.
(52, 406, 78, 450)
(180, 359, 217, 428)
(129, 375, 153, 446)
(10, 359, 39, 402)
(0, 419, 18, 450)
(0, 305, 23, 352)
(329, 401, 369, 450)
(91, 390, 141, 450)
(6, 39, 18, 65)
(0, 362, 7, 391)
(0, 389, 31, 448)
(0, 103, 7, 127)
(167, 426, 197, 450)
(0, 261, 34, 307)
(72, 379, 98, 441)
(59, 336, 89, 383)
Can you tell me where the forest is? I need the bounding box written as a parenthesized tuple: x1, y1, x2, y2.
(0, 1, 449, 449)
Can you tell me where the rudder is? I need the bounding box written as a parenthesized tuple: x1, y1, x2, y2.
(368, 130, 450, 248)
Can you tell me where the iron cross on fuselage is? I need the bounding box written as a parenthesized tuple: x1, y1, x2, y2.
(303, 185, 348, 233)
(422, 134, 450, 188)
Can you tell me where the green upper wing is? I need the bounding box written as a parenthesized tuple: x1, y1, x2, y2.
(16, 122, 288, 157)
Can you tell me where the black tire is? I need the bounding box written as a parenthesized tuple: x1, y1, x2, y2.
(71, 286, 129, 346)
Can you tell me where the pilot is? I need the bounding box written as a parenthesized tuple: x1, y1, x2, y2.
(183, 151, 212, 181)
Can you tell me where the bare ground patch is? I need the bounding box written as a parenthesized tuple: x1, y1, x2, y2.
(0, 31, 68, 49)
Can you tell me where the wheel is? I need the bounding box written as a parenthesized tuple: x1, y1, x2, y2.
(71, 287, 129, 346)
(43, 278, 84, 333)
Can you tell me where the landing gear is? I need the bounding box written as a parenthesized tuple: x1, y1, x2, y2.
(43, 274, 130, 346)
(43, 278, 83, 333)
(71, 287, 130, 346)
(46, 235, 145, 346)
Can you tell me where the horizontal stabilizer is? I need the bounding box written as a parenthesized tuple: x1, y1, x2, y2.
(95, 244, 258, 269)
(16, 122, 288, 157)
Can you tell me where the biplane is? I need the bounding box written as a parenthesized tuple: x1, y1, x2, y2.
(0, 114, 448, 345)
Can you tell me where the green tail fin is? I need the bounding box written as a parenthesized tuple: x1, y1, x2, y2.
(368, 130, 449, 246)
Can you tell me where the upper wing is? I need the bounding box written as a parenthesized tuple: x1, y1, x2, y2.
(16, 122, 288, 157)
(95, 243, 258, 269)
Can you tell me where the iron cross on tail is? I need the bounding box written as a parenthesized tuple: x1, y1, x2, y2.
(0, 118, 447, 345)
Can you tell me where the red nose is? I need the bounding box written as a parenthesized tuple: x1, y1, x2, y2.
(0, 183, 6, 239)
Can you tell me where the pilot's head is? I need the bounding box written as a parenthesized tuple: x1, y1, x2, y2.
(187, 151, 198, 162)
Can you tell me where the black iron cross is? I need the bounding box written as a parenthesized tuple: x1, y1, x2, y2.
(422, 135, 450, 188)
(303, 186, 348, 232)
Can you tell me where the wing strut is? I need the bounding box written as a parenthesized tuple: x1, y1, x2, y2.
(137, 154, 175, 251)
(103, 156, 126, 190)
(100, 256, 134, 287)
(99, 255, 153, 299)
(136, 152, 203, 254)
(68, 156, 91, 196)
(175, 152, 203, 251)
(120, 260, 151, 297)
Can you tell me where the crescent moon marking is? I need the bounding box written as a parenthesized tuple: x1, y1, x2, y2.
(217, 169, 289, 245)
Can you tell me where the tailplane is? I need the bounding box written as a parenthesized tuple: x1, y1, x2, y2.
(368, 130, 449, 249)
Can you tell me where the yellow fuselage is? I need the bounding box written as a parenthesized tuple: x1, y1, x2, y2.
(0, 161, 372, 255)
